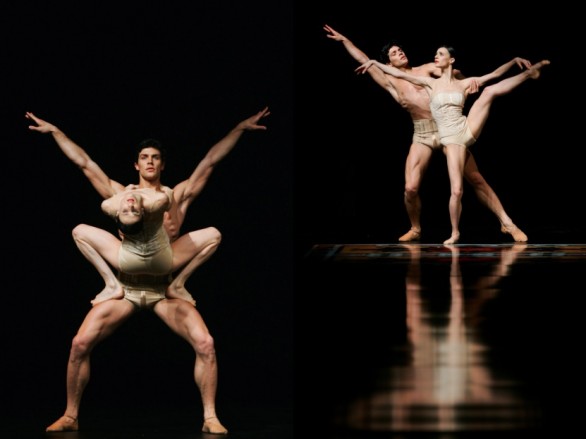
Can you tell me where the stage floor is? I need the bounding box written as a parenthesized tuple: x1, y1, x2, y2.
(299, 242, 586, 438)
(10, 402, 292, 439)
(304, 242, 586, 261)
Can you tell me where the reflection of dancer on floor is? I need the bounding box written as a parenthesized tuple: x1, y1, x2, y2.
(343, 243, 530, 431)
(357, 47, 550, 244)
(404, 243, 528, 429)
(324, 25, 529, 244)
(461, 243, 528, 326)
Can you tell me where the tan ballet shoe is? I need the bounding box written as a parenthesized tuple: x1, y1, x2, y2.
(46, 415, 78, 432)
(202, 416, 228, 434)
(399, 228, 421, 242)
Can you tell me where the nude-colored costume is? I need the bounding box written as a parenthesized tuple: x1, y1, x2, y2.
(119, 225, 173, 275)
(118, 189, 173, 276)
(412, 119, 441, 150)
(118, 272, 172, 309)
(116, 188, 175, 308)
(430, 92, 476, 148)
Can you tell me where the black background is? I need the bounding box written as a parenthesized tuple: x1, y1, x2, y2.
(1, 1, 293, 429)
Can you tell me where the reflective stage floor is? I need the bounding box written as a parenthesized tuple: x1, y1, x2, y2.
(299, 242, 586, 438)
(7, 401, 292, 439)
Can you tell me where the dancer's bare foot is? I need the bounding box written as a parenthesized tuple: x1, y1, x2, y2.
(527, 59, 550, 79)
(501, 224, 528, 242)
(202, 416, 228, 434)
(166, 285, 196, 306)
(46, 415, 78, 432)
(443, 233, 460, 245)
(90, 284, 124, 306)
(399, 228, 421, 242)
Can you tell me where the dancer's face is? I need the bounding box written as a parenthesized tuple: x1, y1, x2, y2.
(135, 147, 165, 181)
(388, 45, 409, 68)
(118, 193, 144, 226)
(434, 47, 453, 68)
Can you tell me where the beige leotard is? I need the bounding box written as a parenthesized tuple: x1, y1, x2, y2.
(117, 187, 174, 275)
(429, 91, 476, 147)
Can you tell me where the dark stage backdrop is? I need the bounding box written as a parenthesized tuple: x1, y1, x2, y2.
(296, 4, 583, 250)
(2, 1, 293, 427)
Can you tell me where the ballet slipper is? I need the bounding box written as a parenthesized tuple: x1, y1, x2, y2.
(399, 228, 421, 242)
(501, 224, 528, 242)
(46, 415, 78, 432)
(202, 416, 228, 434)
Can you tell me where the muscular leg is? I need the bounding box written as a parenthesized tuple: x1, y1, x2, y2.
(154, 299, 228, 434)
(399, 143, 433, 242)
(443, 144, 467, 245)
(72, 224, 125, 305)
(46, 300, 136, 432)
(467, 60, 550, 138)
(167, 227, 222, 305)
(463, 152, 528, 242)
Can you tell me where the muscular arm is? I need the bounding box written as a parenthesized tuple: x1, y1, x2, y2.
(172, 107, 270, 217)
(324, 24, 390, 89)
(26, 112, 125, 199)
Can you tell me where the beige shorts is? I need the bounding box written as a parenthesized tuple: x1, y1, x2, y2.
(441, 124, 476, 148)
(412, 119, 441, 150)
(118, 273, 172, 309)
